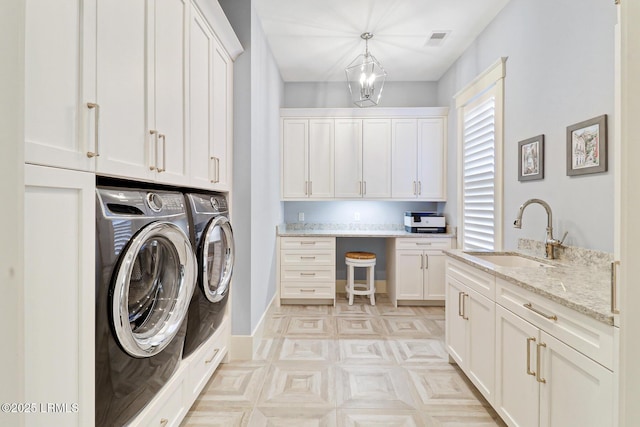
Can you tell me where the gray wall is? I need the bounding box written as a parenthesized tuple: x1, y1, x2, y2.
(438, 0, 616, 253)
(284, 81, 439, 108)
(219, 0, 284, 336)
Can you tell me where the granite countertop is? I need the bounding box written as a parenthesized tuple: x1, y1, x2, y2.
(444, 249, 614, 326)
(277, 223, 456, 239)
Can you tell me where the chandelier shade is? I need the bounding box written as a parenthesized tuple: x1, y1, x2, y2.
(345, 33, 387, 108)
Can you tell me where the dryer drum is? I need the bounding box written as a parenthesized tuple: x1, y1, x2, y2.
(112, 221, 196, 358)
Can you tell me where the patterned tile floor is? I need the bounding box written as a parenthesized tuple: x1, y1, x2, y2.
(181, 294, 505, 426)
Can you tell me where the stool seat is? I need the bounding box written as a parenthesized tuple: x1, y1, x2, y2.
(345, 252, 376, 306)
(346, 251, 376, 260)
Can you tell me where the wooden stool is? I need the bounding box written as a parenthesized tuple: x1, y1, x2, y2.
(345, 251, 376, 306)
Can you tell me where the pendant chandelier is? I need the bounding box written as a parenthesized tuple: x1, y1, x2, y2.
(345, 32, 387, 108)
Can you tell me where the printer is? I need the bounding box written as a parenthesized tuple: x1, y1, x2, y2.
(404, 212, 446, 233)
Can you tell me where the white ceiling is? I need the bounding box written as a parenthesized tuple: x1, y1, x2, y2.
(254, 0, 511, 82)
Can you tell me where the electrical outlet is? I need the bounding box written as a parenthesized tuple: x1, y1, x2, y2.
(354, 212, 360, 221)
(298, 212, 304, 222)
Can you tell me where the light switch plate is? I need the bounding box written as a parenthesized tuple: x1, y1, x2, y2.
(298, 212, 304, 222)
(354, 212, 360, 221)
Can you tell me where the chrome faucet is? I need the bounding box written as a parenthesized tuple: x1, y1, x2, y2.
(513, 198, 568, 259)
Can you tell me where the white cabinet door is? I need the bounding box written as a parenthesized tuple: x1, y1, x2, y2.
(308, 119, 334, 198)
(417, 118, 445, 200)
(539, 332, 614, 427)
(95, 0, 154, 181)
(189, 6, 215, 188)
(24, 0, 97, 171)
(282, 119, 308, 198)
(152, 0, 189, 186)
(424, 252, 446, 300)
(334, 119, 363, 198)
(24, 165, 94, 427)
(211, 37, 233, 190)
(445, 276, 467, 367)
(395, 251, 424, 300)
(466, 287, 495, 404)
(391, 119, 418, 198)
(362, 119, 391, 198)
(495, 305, 540, 427)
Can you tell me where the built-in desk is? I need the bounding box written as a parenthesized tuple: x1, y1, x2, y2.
(276, 224, 457, 306)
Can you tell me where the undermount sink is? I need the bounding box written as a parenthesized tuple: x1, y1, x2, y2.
(465, 252, 554, 268)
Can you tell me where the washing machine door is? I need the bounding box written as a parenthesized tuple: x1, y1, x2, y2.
(112, 221, 196, 358)
(200, 216, 234, 303)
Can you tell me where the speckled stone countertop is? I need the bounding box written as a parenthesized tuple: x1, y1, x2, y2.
(444, 246, 614, 326)
(277, 223, 456, 238)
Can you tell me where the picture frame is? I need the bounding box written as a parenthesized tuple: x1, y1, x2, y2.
(566, 114, 607, 176)
(518, 135, 544, 181)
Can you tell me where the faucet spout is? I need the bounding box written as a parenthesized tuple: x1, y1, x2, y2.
(514, 198, 564, 259)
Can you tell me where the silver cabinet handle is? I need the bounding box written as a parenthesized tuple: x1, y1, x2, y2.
(425, 254, 428, 269)
(523, 303, 557, 321)
(458, 291, 464, 317)
(86, 102, 100, 158)
(420, 254, 424, 269)
(418, 181, 422, 195)
(216, 157, 220, 182)
(157, 133, 166, 172)
(205, 348, 220, 364)
(209, 156, 218, 184)
(536, 342, 547, 383)
(149, 130, 158, 170)
(611, 261, 620, 314)
(413, 181, 417, 195)
(526, 337, 536, 376)
(309, 181, 312, 196)
(359, 181, 362, 195)
(304, 181, 308, 196)
(363, 181, 367, 195)
(462, 293, 469, 320)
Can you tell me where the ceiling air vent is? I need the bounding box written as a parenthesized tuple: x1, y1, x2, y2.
(425, 31, 450, 47)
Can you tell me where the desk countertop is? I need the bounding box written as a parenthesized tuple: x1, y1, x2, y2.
(277, 223, 456, 239)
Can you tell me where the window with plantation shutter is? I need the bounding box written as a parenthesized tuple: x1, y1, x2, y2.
(454, 58, 506, 251)
(462, 95, 496, 250)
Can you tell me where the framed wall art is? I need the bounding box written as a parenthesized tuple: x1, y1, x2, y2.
(518, 134, 544, 181)
(566, 114, 607, 176)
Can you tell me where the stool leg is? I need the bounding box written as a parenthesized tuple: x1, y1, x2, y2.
(348, 265, 354, 306)
(369, 265, 375, 306)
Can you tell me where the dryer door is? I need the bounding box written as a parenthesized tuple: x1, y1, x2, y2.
(112, 221, 196, 357)
(200, 216, 234, 303)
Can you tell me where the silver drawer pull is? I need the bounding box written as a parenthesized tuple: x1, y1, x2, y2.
(300, 289, 316, 293)
(300, 241, 317, 245)
(300, 272, 316, 277)
(300, 256, 316, 260)
(416, 242, 432, 246)
(205, 348, 220, 364)
(524, 303, 558, 321)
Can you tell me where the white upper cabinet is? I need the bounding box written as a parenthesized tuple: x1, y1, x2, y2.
(281, 108, 448, 201)
(334, 118, 391, 198)
(282, 119, 334, 199)
(24, 0, 97, 171)
(392, 118, 446, 200)
(94, 0, 154, 181)
(334, 119, 363, 198)
(210, 38, 233, 190)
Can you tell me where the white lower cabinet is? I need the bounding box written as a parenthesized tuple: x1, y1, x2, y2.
(445, 275, 495, 404)
(447, 256, 616, 427)
(24, 165, 95, 427)
(495, 305, 614, 427)
(387, 237, 453, 306)
(279, 237, 336, 304)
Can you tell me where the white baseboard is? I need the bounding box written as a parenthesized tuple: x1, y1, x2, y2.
(229, 293, 277, 361)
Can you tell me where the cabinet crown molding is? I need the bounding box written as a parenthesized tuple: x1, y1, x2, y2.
(193, 0, 244, 60)
(280, 107, 449, 118)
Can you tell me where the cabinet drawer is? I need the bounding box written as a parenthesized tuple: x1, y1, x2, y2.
(281, 282, 335, 299)
(446, 258, 495, 299)
(396, 237, 452, 250)
(280, 236, 335, 250)
(187, 318, 229, 400)
(130, 363, 188, 427)
(281, 266, 336, 282)
(496, 278, 615, 370)
(281, 250, 334, 266)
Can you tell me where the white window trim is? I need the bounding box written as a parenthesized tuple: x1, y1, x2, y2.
(454, 57, 507, 251)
